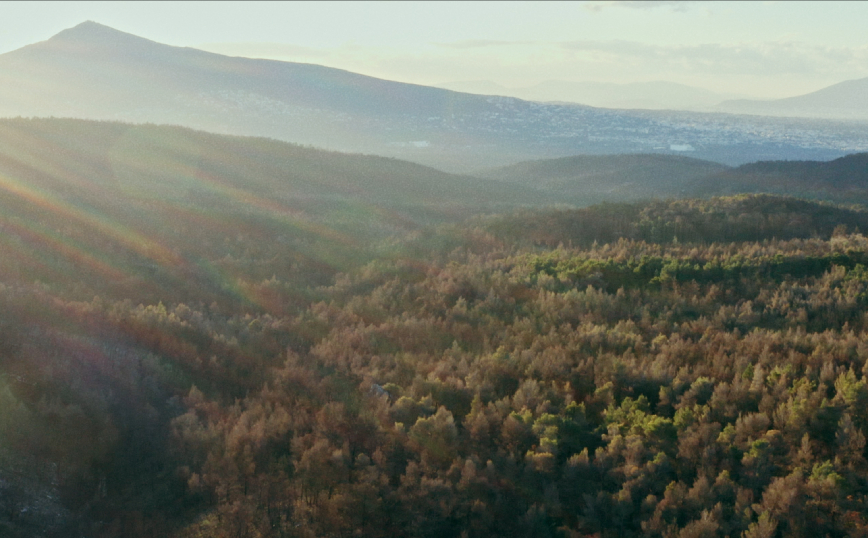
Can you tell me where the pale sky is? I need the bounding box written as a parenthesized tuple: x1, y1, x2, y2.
(1, 1, 867, 99)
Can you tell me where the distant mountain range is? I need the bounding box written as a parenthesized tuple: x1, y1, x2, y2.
(717, 77, 868, 120)
(1, 22, 867, 171)
(435, 80, 745, 111)
(439, 78, 868, 122)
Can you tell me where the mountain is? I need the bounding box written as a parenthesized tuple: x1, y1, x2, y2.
(1, 22, 866, 171)
(436, 80, 744, 111)
(0, 21, 618, 171)
(474, 153, 730, 204)
(717, 77, 868, 120)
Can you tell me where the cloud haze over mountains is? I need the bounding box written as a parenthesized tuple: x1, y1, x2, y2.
(434, 80, 745, 112)
(718, 77, 868, 120)
(5, 2, 867, 100)
(2, 21, 867, 174)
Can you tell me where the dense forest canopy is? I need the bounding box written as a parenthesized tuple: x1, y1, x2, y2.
(1, 118, 868, 537)
(692, 153, 868, 205)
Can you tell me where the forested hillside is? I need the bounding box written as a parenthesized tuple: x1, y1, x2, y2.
(474, 152, 868, 208)
(694, 153, 868, 204)
(2, 119, 868, 538)
(0, 117, 556, 305)
(476, 154, 729, 204)
(481, 195, 868, 248)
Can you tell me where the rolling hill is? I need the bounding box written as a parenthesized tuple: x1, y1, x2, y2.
(0, 117, 554, 305)
(6, 117, 864, 308)
(475, 153, 730, 204)
(479, 194, 868, 248)
(692, 152, 868, 203)
(474, 151, 868, 207)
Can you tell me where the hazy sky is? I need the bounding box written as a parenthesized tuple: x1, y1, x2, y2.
(2, 1, 867, 98)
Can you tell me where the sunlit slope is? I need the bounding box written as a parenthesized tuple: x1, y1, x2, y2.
(0, 118, 551, 304)
(475, 153, 729, 204)
(692, 153, 868, 204)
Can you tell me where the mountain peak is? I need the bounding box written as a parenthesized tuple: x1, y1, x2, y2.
(70, 20, 113, 30)
(48, 21, 153, 46)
